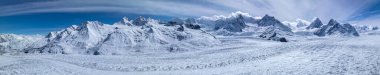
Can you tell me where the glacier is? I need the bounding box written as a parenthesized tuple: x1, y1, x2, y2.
(1, 11, 380, 75)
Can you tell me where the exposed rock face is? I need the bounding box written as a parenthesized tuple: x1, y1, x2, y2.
(257, 15, 292, 32)
(132, 16, 148, 26)
(213, 14, 246, 32)
(314, 19, 359, 37)
(184, 18, 201, 29)
(259, 27, 292, 42)
(177, 25, 184, 31)
(373, 27, 379, 30)
(306, 18, 323, 29)
(166, 18, 185, 26)
(342, 24, 360, 36)
(166, 18, 201, 30)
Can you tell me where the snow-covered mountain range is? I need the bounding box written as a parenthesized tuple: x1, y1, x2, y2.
(1, 17, 220, 55)
(0, 11, 377, 55)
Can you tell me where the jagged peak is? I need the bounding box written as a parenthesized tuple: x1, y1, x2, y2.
(258, 14, 278, 23)
(306, 17, 323, 29)
(314, 18, 321, 21)
(311, 18, 322, 24)
(122, 17, 129, 22)
(327, 19, 339, 26)
(114, 17, 132, 26)
(81, 21, 103, 27)
(260, 14, 276, 21)
(263, 14, 272, 18)
(132, 16, 148, 26)
(75, 21, 105, 35)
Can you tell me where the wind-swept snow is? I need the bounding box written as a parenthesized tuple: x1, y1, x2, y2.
(1, 31, 380, 75)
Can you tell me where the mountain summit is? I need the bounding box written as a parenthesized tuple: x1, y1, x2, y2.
(306, 18, 323, 29)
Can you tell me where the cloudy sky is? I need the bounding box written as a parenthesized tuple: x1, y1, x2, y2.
(1, 0, 380, 34)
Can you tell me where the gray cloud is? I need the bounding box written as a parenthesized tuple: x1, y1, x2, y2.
(0, 0, 379, 25)
(0, 0, 229, 17)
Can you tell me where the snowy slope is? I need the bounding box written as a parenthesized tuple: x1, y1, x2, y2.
(0, 34, 46, 55)
(1, 31, 380, 75)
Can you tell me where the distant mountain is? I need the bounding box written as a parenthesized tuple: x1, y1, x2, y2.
(197, 12, 292, 33)
(314, 19, 359, 36)
(354, 25, 379, 33)
(196, 12, 294, 40)
(197, 11, 258, 33)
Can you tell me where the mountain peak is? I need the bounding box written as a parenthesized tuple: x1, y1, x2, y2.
(306, 17, 323, 29)
(257, 14, 292, 32)
(122, 17, 129, 22)
(315, 18, 320, 21)
(258, 14, 276, 26)
(114, 17, 132, 25)
(262, 14, 273, 19)
(327, 19, 339, 26)
(132, 16, 148, 26)
(121, 17, 131, 24)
